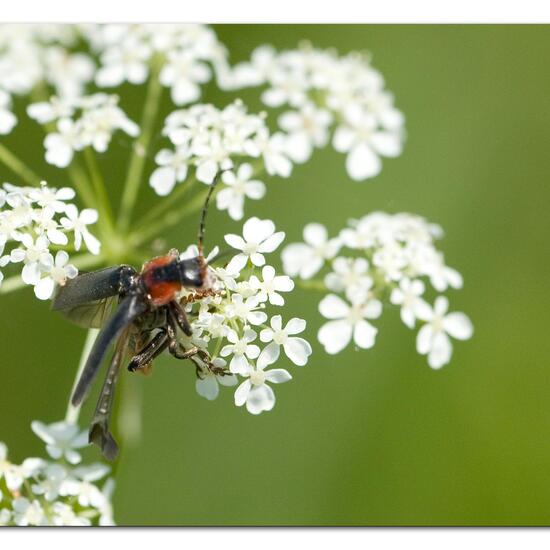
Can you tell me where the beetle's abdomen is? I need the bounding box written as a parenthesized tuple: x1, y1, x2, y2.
(141, 255, 182, 306)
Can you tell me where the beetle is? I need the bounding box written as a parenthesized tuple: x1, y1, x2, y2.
(52, 185, 224, 461)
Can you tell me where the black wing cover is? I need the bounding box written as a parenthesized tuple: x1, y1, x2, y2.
(52, 266, 136, 329)
(71, 294, 148, 406)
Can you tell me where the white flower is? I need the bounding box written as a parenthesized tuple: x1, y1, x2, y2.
(32, 207, 69, 245)
(260, 315, 311, 366)
(28, 183, 75, 213)
(318, 294, 382, 354)
(61, 479, 106, 509)
(390, 278, 429, 329)
(27, 96, 75, 124)
(0, 90, 16, 135)
(60, 205, 101, 255)
(279, 102, 333, 163)
(372, 243, 408, 282)
(31, 420, 89, 465)
(0, 509, 10, 526)
(12, 497, 46, 526)
(234, 346, 292, 415)
(9, 234, 51, 285)
(34, 250, 78, 301)
(324, 257, 373, 303)
(282, 223, 341, 279)
(225, 294, 267, 326)
(31, 463, 66, 502)
(415, 296, 473, 369)
(149, 146, 190, 196)
(44, 47, 95, 99)
(333, 104, 403, 181)
(216, 163, 266, 220)
(192, 131, 233, 184)
(159, 50, 211, 105)
(51, 502, 91, 526)
(249, 265, 294, 306)
(220, 328, 260, 374)
(95, 35, 151, 87)
(80, 95, 139, 152)
(224, 217, 285, 275)
(44, 118, 82, 168)
(254, 129, 293, 178)
(196, 370, 237, 401)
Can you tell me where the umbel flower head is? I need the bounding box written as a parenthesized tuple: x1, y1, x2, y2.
(219, 43, 405, 181)
(175, 217, 311, 413)
(0, 181, 100, 299)
(0, 421, 114, 526)
(282, 212, 473, 369)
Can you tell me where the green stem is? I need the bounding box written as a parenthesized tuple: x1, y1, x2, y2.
(84, 148, 114, 232)
(66, 163, 99, 212)
(296, 279, 327, 292)
(130, 185, 214, 248)
(140, 174, 196, 228)
(65, 328, 99, 424)
(117, 59, 163, 233)
(0, 143, 42, 186)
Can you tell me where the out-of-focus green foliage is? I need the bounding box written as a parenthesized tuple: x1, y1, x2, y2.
(1, 25, 550, 525)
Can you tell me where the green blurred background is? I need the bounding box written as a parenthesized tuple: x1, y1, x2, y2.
(2, 25, 550, 525)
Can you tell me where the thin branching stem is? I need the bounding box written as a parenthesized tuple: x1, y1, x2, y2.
(0, 143, 42, 186)
(84, 147, 114, 232)
(117, 57, 163, 233)
(65, 328, 99, 424)
(140, 175, 196, 228)
(130, 185, 216, 247)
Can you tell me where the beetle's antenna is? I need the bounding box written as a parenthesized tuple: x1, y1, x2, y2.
(198, 175, 220, 256)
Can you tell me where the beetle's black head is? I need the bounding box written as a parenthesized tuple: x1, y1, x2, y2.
(177, 257, 204, 288)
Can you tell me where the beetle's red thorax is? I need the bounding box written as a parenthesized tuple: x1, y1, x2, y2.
(141, 254, 181, 306)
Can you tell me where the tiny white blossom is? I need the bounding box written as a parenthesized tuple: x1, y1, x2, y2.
(333, 104, 403, 181)
(234, 346, 292, 415)
(260, 315, 311, 366)
(225, 294, 267, 326)
(279, 102, 333, 163)
(324, 257, 373, 303)
(60, 205, 101, 254)
(390, 278, 429, 329)
(216, 163, 266, 220)
(220, 328, 260, 374)
(12, 497, 46, 526)
(34, 250, 78, 301)
(249, 265, 294, 306)
(282, 223, 341, 279)
(415, 296, 473, 369)
(31, 420, 89, 465)
(225, 217, 285, 275)
(318, 294, 382, 354)
(149, 146, 190, 196)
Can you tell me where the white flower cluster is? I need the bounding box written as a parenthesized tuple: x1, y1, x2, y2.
(81, 24, 227, 105)
(28, 93, 139, 168)
(0, 420, 114, 526)
(149, 100, 292, 219)
(0, 25, 95, 136)
(282, 213, 473, 369)
(220, 44, 405, 181)
(178, 217, 311, 414)
(0, 181, 100, 299)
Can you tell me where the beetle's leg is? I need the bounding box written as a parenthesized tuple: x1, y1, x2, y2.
(88, 330, 129, 462)
(127, 329, 168, 372)
(168, 301, 192, 336)
(166, 313, 189, 359)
